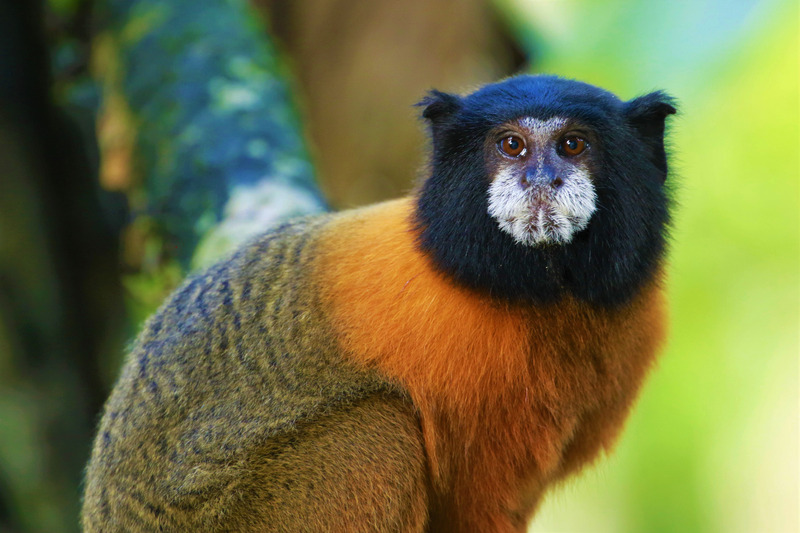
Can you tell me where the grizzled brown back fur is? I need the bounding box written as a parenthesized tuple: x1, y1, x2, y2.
(81, 217, 426, 531)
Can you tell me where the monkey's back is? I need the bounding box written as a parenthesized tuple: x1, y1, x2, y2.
(81, 216, 426, 532)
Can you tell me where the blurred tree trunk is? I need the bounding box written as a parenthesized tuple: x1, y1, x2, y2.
(0, 2, 125, 531)
(257, 0, 525, 208)
(95, 0, 327, 274)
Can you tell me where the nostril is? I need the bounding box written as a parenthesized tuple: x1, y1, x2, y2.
(552, 177, 564, 188)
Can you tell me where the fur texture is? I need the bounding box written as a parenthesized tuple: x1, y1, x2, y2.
(82, 219, 427, 532)
(82, 74, 675, 532)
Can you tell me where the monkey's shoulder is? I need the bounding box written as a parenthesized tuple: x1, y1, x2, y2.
(91, 215, 395, 499)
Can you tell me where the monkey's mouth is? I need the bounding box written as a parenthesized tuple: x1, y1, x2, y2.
(517, 199, 566, 243)
(527, 196, 554, 217)
(498, 190, 585, 246)
(487, 177, 597, 247)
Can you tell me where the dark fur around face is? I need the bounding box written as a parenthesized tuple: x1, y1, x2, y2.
(415, 75, 676, 307)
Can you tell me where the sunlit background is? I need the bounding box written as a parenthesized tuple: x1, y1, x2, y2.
(0, 0, 797, 531)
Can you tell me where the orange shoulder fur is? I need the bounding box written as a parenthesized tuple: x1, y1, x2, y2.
(316, 197, 666, 529)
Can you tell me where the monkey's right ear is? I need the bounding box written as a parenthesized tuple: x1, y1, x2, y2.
(417, 90, 462, 123)
(417, 90, 462, 148)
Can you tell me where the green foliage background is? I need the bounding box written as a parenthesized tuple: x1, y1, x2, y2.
(493, 1, 799, 531)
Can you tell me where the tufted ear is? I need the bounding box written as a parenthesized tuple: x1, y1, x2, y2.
(624, 91, 677, 178)
(418, 90, 462, 121)
(416, 90, 462, 148)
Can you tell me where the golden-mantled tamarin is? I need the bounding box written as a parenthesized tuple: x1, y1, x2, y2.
(82, 75, 676, 532)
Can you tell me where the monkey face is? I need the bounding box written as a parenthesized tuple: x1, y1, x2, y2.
(415, 75, 675, 305)
(485, 117, 598, 246)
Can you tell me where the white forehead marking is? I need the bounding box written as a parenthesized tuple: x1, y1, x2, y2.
(516, 117, 569, 167)
(517, 116, 569, 138)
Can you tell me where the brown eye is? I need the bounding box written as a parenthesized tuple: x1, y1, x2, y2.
(499, 135, 525, 157)
(560, 136, 587, 157)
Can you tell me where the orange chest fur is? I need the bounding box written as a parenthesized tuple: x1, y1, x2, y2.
(317, 198, 666, 506)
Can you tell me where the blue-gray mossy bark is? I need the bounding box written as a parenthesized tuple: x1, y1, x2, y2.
(105, 0, 327, 268)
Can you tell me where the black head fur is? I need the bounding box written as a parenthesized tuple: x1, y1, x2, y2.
(414, 75, 677, 308)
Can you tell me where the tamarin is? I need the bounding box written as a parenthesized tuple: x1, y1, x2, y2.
(82, 74, 676, 532)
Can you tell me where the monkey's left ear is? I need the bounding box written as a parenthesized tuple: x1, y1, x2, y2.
(417, 90, 463, 146)
(624, 91, 677, 178)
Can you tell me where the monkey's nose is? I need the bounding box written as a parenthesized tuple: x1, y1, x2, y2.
(523, 173, 563, 190)
(524, 165, 563, 190)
